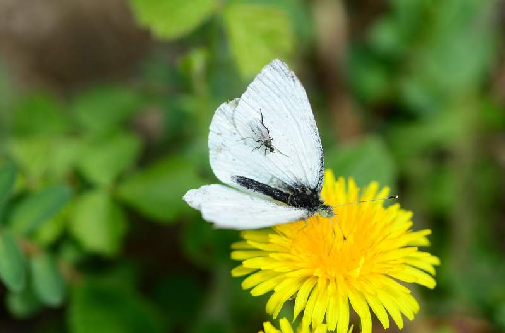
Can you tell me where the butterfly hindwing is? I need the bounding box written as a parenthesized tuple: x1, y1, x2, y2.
(184, 185, 308, 229)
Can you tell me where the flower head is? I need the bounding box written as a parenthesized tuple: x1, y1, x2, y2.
(232, 171, 440, 333)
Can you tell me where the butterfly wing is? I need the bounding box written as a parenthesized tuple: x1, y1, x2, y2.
(209, 59, 324, 193)
(183, 185, 308, 229)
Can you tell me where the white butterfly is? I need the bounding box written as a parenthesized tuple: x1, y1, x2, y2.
(183, 59, 334, 229)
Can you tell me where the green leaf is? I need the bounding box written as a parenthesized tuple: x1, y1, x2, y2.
(9, 185, 71, 235)
(223, 3, 294, 77)
(6, 137, 54, 181)
(71, 85, 142, 134)
(69, 278, 164, 333)
(69, 190, 127, 256)
(387, 110, 464, 163)
(11, 93, 70, 137)
(6, 285, 42, 319)
(117, 156, 205, 223)
(179, 48, 209, 96)
(495, 302, 505, 330)
(419, 164, 456, 215)
(48, 138, 84, 180)
(368, 17, 405, 56)
(33, 208, 68, 246)
(0, 164, 16, 210)
(325, 137, 397, 189)
(394, 0, 495, 114)
(6, 137, 83, 182)
(59, 241, 87, 266)
(31, 253, 65, 307)
(193, 321, 229, 333)
(153, 274, 204, 327)
(183, 218, 237, 267)
(77, 132, 142, 186)
(0, 229, 26, 292)
(269, 0, 313, 45)
(130, 0, 217, 40)
(349, 49, 392, 103)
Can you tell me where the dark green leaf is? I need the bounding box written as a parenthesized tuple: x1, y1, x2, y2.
(69, 278, 164, 333)
(387, 110, 464, 163)
(495, 302, 505, 330)
(0, 229, 26, 292)
(183, 219, 237, 267)
(193, 321, 230, 333)
(349, 49, 392, 103)
(153, 274, 204, 327)
(77, 132, 142, 185)
(9, 185, 71, 235)
(6, 285, 42, 319)
(31, 253, 65, 307)
(419, 165, 456, 215)
(69, 190, 127, 256)
(59, 241, 86, 266)
(325, 137, 397, 189)
(117, 156, 206, 223)
(71, 86, 142, 134)
(0, 164, 16, 211)
(368, 17, 405, 56)
(130, 0, 217, 40)
(223, 3, 294, 77)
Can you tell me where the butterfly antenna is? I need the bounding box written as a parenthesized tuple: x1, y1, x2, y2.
(290, 220, 309, 251)
(334, 195, 398, 208)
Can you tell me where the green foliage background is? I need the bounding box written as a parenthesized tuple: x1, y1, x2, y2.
(0, 0, 504, 332)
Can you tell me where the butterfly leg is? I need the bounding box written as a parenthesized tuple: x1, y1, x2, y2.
(290, 220, 310, 251)
(328, 215, 346, 254)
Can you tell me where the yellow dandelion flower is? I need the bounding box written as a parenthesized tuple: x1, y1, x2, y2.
(232, 170, 440, 333)
(260, 318, 341, 333)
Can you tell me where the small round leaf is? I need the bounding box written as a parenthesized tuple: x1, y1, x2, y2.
(31, 253, 65, 307)
(0, 230, 26, 292)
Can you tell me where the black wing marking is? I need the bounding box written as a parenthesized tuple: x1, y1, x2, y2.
(232, 176, 323, 213)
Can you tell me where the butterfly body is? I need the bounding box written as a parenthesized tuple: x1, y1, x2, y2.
(231, 176, 332, 216)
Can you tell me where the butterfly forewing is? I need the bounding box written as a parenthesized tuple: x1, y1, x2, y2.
(209, 59, 324, 194)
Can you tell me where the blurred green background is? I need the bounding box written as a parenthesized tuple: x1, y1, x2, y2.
(0, 0, 504, 332)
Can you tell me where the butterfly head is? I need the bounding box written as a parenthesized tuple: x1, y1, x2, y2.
(317, 204, 335, 218)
